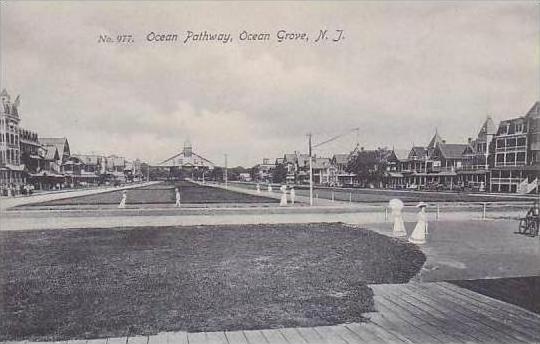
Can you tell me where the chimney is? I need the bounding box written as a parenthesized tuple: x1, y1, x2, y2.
(442, 140, 446, 144)
(467, 137, 472, 144)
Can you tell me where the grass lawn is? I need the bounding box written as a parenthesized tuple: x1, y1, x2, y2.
(0, 223, 425, 341)
(24, 181, 277, 206)
(231, 182, 532, 203)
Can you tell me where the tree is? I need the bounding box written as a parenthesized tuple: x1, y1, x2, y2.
(346, 148, 389, 187)
(272, 163, 287, 184)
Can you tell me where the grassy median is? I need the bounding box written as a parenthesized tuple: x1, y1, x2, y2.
(0, 223, 425, 340)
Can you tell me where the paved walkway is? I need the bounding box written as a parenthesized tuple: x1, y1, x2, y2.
(5, 282, 539, 344)
(0, 182, 160, 211)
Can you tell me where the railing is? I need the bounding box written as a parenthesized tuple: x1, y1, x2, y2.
(490, 177, 522, 184)
(495, 145, 527, 152)
(493, 161, 527, 167)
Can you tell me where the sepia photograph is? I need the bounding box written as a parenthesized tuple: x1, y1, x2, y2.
(0, 1, 539, 343)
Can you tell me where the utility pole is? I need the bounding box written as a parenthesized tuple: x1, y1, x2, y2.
(224, 154, 228, 189)
(307, 132, 313, 206)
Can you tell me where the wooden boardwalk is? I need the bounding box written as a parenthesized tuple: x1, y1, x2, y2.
(5, 282, 540, 344)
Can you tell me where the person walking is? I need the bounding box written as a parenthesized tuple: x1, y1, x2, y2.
(175, 187, 181, 207)
(279, 184, 287, 206)
(290, 186, 296, 205)
(118, 190, 127, 209)
(389, 198, 407, 237)
(409, 202, 428, 244)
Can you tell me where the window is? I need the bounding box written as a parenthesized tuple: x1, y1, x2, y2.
(515, 123, 523, 133)
(507, 138, 516, 147)
(497, 139, 505, 148)
(496, 154, 504, 163)
(517, 152, 526, 163)
(517, 137, 526, 147)
(506, 153, 515, 163)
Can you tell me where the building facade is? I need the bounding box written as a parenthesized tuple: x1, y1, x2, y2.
(0, 89, 25, 193)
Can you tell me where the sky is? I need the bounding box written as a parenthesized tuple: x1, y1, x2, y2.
(1, 1, 539, 166)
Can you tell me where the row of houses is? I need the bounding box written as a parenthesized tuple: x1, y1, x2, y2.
(254, 101, 539, 194)
(0, 89, 144, 195)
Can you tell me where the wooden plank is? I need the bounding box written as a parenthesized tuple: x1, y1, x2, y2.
(405, 283, 530, 344)
(393, 284, 504, 344)
(279, 328, 307, 344)
(329, 325, 365, 344)
(431, 283, 540, 336)
(243, 329, 270, 344)
(311, 326, 349, 344)
(225, 331, 249, 344)
(258, 329, 288, 344)
(344, 322, 394, 344)
(204, 332, 228, 344)
(440, 282, 540, 322)
(351, 316, 410, 344)
(379, 284, 472, 344)
(374, 295, 446, 344)
(411, 282, 539, 341)
(127, 336, 148, 344)
(295, 327, 329, 344)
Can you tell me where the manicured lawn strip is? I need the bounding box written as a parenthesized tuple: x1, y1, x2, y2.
(23, 181, 277, 206)
(451, 276, 540, 314)
(231, 182, 531, 203)
(0, 223, 425, 341)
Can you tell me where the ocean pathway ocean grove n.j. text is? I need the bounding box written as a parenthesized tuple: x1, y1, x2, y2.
(98, 29, 345, 45)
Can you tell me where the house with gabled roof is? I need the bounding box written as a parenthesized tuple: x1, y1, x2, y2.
(39, 137, 70, 163)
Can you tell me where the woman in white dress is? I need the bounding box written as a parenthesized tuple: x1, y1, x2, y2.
(289, 187, 296, 205)
(389, 199, 407, 237)
(409, 202, 428, 244)
(118, 190, 127, 209)
(175, 188, 181, 207)
(279, 185, 287, 206)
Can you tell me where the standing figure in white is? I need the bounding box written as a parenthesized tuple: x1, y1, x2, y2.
(409, 202, 428, 244)
(256, 183, 261, 194)
(389, 198, 407, 237)
(290, 187, 296, 205)
(268, 183, 273, 193)
(118, 190, 127, 209)
(279, 185, 287, 206)
(175, 188, 181, 207)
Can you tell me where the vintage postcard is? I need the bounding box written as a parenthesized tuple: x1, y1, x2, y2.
(1, 1, 539, 343)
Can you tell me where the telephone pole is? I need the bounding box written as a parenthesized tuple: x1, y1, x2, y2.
(307, 132, 313, 206)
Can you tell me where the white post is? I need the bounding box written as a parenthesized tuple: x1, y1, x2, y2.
(385, 207, 388, 222)
(482, 202, 486, 220)
(349, 192, 352, 204)
(436, 204, 440, 221)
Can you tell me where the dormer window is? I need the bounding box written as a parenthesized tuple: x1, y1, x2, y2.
(515, 123, 523, 133)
